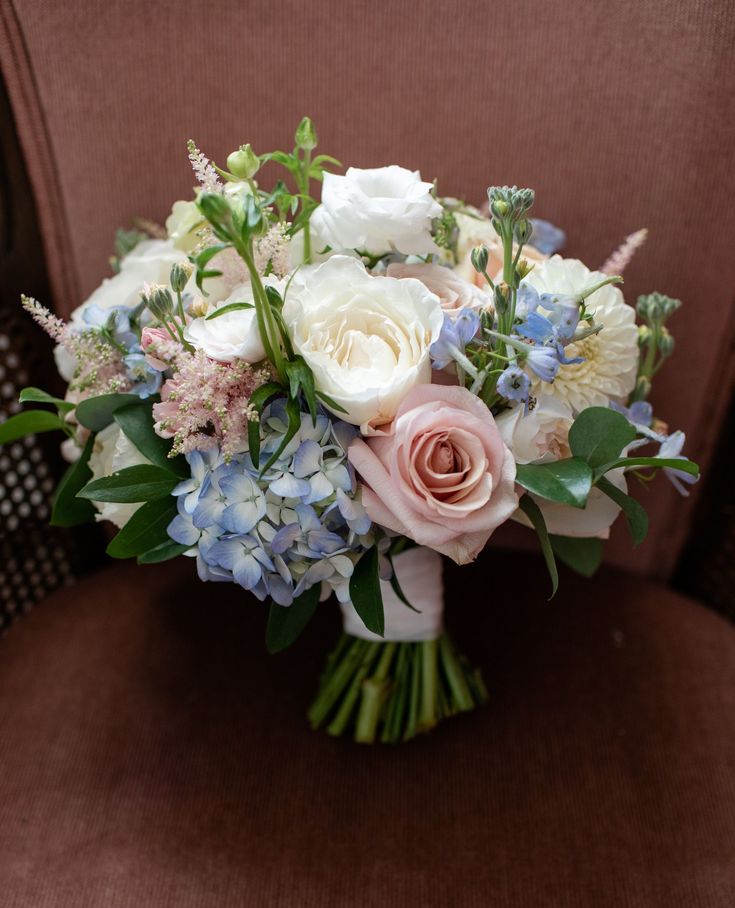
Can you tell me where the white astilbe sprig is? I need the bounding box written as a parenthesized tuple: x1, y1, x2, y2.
(187, 139, 223, 194)
(600, 228, 648, 275)
(255, 223, 291, 278)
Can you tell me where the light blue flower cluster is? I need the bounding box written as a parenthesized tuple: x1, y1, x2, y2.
(167, 401, 373, 605)
(82, 304, 161, 398)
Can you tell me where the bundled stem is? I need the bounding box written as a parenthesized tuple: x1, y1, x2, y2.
(308, 634, 488, 744)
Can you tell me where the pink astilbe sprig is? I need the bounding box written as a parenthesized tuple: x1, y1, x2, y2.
(153, 349, 269, 461)
(187, 140, 223, 194)
(21, 295, 131, 396)
(599, 228, 648, 275)
(255, 222, 291, 278)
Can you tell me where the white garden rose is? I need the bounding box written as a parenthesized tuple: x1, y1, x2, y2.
(523, 256, 639, 412)
(497, 394, 625, 538)
(184, 283, 266, 363)
(311, 166, 442, 256)
(282, 256, 443, 428)
(88, 423, 151, 529)
(385, 262, 489, 317)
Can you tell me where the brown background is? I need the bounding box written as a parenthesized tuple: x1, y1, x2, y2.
(2, 0, 734, 578)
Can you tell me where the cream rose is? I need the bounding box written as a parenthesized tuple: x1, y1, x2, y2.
(282, 256, 443, 428)
(385, 262, 490, 317)
(497, 395, 625, 538)
(453, 210, 547, 287)
(184, 283, 266, 363)
(348, 385, 518, 564)
(165, 200, 202, 253)
(311, 166, 442, 256)
(87, 423, 151, 529)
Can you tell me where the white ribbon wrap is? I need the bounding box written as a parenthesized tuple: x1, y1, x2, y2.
(340, 547, 444, 642)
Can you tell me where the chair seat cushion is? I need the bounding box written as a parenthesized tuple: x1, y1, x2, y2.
(1, 552, 734, 906)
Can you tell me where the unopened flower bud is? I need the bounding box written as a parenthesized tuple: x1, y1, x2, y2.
(187, 295, 209, 318)
(170, 261, 193, 294)
(658, 327, 675, 356)
(515, 257, 533, 280)
(514, 219, 533, 244)
(491, 199, 510, 219)
(494, 283, 510, 315)
(143, 284, 174, 321)
(295, 116, 317, 150)
(197, 191, 232, 227)
(637, 324, 651, 346)
(634, 375, 651, 400)
(470, 244, 489, 275)
(227, 143, 260, 180)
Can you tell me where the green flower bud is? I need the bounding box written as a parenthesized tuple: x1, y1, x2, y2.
(637, 324, 651, 346)
(514, 219, 533, 245)
(658, 327, 675, 356)
(491, 199, 510, 219)
(227, 144, 260, 180)
(515, 257, 533, 280)
(634, 375, 651, 401)
(170, 261, 193, 294)
(470, 244, 489, 275)
(143, 284, 174, 321)
(494, 283, 510, 315)
(295, 116, 317, 151)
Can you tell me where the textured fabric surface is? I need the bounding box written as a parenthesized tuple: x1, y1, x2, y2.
(0, 552, 733, 906)
(1, 0, 734, 578)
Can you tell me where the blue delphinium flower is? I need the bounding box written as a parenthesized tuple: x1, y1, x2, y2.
(123, 353, 162, 398)
(167, 402, 373, 606)
(658, 431, 698, 497)
(529, 219, 566, 255)
(497, 365, 531, 402)
(430, 309, 480, 370)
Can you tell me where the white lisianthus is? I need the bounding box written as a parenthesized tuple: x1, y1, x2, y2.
(523, 256, 639, 412)
(88, 423, 151, 529)
(184, 283, 267, 363)
(385, 262, 490, 317)
(497, 394, 625, 538)
(71, 239, 186, 323)
(311, 166, 442, 256)
(166, 200, 202, 253)
(282, 256, 443, 428)
(495, 394, 574, 464)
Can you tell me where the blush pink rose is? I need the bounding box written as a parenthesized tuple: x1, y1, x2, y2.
(348, 385, 518, 564)
(140, 326, 172, 371)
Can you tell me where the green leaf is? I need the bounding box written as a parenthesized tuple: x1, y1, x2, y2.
(78, 465, 179, 502)
(595, 455, 699, 480)
(597, 476, 649, 546)
(75, 393, 140, 432)
(285, 357, 318, 424)
(106, 497, 177, 559)
(515, 458, 593, 509)
(19, 387, 74, 413)
(0, 409, 66, 444)
(550, 535, 603, 577)
(264, 284, 283, 309)
(113, 400, 185, 474)
(50, 435, 96, 527)
(247, 382, 284, 468)
(348, 546, 385, 636)
(518, 494, 558, 598)
(315, 391, 348, 415)
(259, 396, 301, 475)
(265, 584, 320, 654)
(387, 554, 421, 613)
(568, 406, 636, 468)
(204, 301, 254, 319)
(137, 540, 191, 564)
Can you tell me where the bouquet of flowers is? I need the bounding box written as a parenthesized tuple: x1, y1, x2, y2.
(3, 118, 699, 743)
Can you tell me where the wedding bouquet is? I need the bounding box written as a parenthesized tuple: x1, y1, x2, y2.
(3, 118, 699, 743)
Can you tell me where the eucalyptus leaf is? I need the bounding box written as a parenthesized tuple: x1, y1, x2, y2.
(266, 585, 320, 654)
(0, 409, 66, 444)
(518, 494, 558, 598)
(515, 458, 593, 509)
(106, 497, 177, 559)
(50, 435, 96, 527)
(78, 465, 179, 502)
(349, 546, 385, 636)
(75, 393, 140, 432)
(137, 540, 191, 564)
(597, 476, 649, 546)
(568, 406, 636, 468)
(595, 455, 699, 480)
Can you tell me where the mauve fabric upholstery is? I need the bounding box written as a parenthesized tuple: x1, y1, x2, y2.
(1, 0, 735, 578)
(0, 552, 734, 906)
